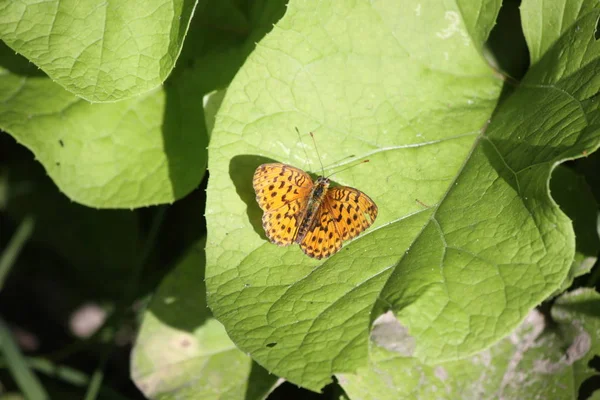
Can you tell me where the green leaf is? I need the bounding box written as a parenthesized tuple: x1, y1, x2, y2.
(0, 43, 207, 208)
(550, 166, 600, 294)
(380, 6, 600, 366)
(206, 0, 505, 390)
(0, 0, 285, 208)
(338, 288, 600, 399)
(205, 0, 600, 391)
(0, 42, 204, 207)
(131, 240, 278, 400)
(0, 0, 197, 102)
(203, 89, 227, 138)
(520, 0, 599, 66)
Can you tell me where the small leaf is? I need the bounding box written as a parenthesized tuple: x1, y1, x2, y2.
(520, 0, 598, 65)
(131, 240, 278, 400)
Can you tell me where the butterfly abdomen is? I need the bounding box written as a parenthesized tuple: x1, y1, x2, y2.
(294, 177, 330, 243)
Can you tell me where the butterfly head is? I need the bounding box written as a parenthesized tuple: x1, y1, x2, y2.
(312, 176, 330, 199)
(315, 176, 330, 185)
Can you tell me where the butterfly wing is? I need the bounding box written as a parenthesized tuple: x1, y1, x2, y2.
(324, 187, 378, 241)
(299, 204, 343, 259)
(253, 163, 313, 245)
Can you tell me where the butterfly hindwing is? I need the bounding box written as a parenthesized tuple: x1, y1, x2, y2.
(325, 186, 378, 241)
(253, 163, 313, 245)
(299, 204, 342, 259)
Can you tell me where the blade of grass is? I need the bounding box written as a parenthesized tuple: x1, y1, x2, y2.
(0, 357, 130, 400)
(83, 206, 167, 400)
(0, 318, 49, 400)
(0, 216, 34, 291)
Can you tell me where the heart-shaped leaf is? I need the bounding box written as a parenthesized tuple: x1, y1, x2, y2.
(205, 0, 600, 390)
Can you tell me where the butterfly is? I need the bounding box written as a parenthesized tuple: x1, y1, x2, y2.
(253, 163, 378, 259)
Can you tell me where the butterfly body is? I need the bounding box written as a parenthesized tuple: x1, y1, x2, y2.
(253, 163, 377, 259)
(294, 176, 330, 244)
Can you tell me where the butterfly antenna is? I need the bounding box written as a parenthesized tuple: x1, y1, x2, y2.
(309, 132, 326, 176)
(295, 127, 313, 171)
(322, 154, 356, 170)
(326, 160, 370, 179)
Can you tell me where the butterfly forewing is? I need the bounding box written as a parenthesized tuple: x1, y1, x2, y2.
(253, 163, 313, 245)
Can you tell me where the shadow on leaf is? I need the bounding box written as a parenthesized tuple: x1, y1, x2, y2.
(0, 41, 48, 77)
(149, 242, 209, 332)
(230, 154, 279, 239)
(482, 137, 576, 196)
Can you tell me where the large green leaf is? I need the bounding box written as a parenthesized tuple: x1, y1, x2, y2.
(206, 0, 506, 390)
(379, 5, 600, 365)
(205, 0, 600, 391)
(0, 41, 205, 208)
(0, 0, 197, 102)
(131, 240, 278, 400)
(0, 0, 262, 208)
(338, 288, 600, 399)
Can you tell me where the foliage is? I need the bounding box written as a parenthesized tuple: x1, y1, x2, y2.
(1, 0, 600, 399)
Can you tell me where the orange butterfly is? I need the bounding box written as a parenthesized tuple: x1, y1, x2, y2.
(253, 163, 378, 259)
